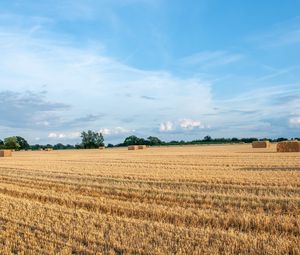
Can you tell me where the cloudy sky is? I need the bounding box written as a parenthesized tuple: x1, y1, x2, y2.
(0, 0, 300, 144)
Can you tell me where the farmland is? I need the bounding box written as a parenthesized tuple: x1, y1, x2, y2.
(0, 144, 299, 254)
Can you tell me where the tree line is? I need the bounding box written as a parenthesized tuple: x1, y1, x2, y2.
(1, 130, 299, 151)
(0, 131, 104, 151)
(114, 135, 299, 147)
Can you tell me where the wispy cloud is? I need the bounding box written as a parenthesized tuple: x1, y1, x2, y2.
(179, 50, 243, 68)
(255, 65, 300, 82)
(1, 4, 300, 143)
(289, 117, 300, 126)
(99, 127, 135, 136)
(208, 84, 300, 137)
(0, 16, 213, 142)
(159, 121, 174, 132)
(48, 132, 80, 139)
(179, 119, 206, 130)
(0, 90, 69, 128)
(248, 17, 300, 48)
(159, 119, 209, 133)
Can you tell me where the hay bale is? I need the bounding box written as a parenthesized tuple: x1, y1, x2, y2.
(138, 145, 147, 149)
(252, 141, 270, 148)
(45, 148, 53, 151)
(277, 141, 300, 152)
(99, 146, 105, 150)
(128, 145, 138, 150)
(0, 150, 12, 157)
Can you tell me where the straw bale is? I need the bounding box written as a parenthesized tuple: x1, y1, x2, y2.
(128, 145, 138, 150)
(252, 141, 270, 148)
(138, 145, 147, 149)
(277, 141, 300, 152)
(0, 150, 12, 157)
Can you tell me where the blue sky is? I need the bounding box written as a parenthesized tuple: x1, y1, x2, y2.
(0, 0, 300, 144)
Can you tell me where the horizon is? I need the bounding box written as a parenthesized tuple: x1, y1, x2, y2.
(0, 133, 298, 147)
(1, 0, 300, 144)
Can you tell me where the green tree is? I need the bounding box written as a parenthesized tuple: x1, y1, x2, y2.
(81, 130, 104, 149)
(16, 136, 30, 150)
(203, 135, 212, 142)
(54, 143, 65, 150)
(4, 137, 20, 150)
(123, 135, 144, 146)
(147, 136, 162, 146)
(231, 137, 239, 142)
(75, 144, 83, 149)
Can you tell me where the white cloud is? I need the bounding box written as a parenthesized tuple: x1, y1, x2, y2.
(48, 132, 80, 139)
(1, 12, 300, 142)
(99, 127, 134, 135)
(159, 121, 174, 132)
(58, 133, 66, 138)
(0, 21, 213, 140)
(289, 117, 300, 126)
(179, 119, 204, 130)
(159, 119, 209, 133)
(48, 133, 57, 138)
(35, 121, 50, 126)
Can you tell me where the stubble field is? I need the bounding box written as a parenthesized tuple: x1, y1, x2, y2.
(0, 144, 299, 255)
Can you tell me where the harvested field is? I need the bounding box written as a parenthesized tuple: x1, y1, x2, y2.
(0, 144, 299, 254)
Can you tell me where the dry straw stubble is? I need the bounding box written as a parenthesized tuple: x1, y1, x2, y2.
(0, 145, 300, 254)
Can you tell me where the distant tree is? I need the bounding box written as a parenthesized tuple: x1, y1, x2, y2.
(147, 136, 163, 146)
(15, 136, 30, 150)
(0, 139, 3, 149)
(75, 144, 83, 149)
(53, 143, 75, 150)
(81, 130, 104, 149)
(259, 138, 271, 141)
(107, 143, 114, 148)
(240, 137, 258, 143)
(30, 144, 42, 150)
(53, 143, 65, 150)
(203, 135, 212, 142)
(123, 135, 141, 146)
(231, 137, 239, 142)
(169, 140, 180, 145)
(276, 137, 288, 142)
(4, 137, 20, 150)
(65, 144, 75, 149)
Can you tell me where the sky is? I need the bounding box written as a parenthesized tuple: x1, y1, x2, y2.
(0, 0, 300, 144)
